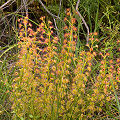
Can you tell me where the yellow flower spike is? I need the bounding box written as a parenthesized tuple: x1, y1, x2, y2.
(48, 20, 52, 24)
(86, 44, 89, 47)
(109, 85, 112, 89)
(61, 105, 65, 110)
(93, 88, 99, 94)
(81, 107, 85, 112)
(85, 72, 89, 77)
(88, 105, 94, 111)
(90, 47, 93, 52)
(81, 88, 85, 93)
(70, 97, 74, 102)
(90, 97, 95, 102)
(66, 11, 70, 16)
(106, 96, 111, 101)
(113, 81, 117, 85)
(78, 98, 83, 105)
(100, 101, 104, 106)
(87, 66, 91, 71)
(72, 89, 77, 95)
(61, 100, 65, 105)
(88, 113, 92, 118)
(82, 83, 85, 88)
(23, 19, 28, 25)
(115, 85, 118, 89)
(98, 107, 102, 112)
(99, 94, 105, 100)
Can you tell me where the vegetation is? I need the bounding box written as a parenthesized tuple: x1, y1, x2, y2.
(0, 0, 120, 119)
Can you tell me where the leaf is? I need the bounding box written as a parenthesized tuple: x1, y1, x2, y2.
(35, 115, 40, 118)
(20, 117, 25, 120)
(29, 114, 33, 118)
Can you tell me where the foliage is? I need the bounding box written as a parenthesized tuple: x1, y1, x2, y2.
(10, 11, 120, 119)
(0, 0, 120, 119)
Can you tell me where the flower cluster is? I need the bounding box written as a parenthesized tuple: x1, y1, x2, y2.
(10, 9, 120, 119)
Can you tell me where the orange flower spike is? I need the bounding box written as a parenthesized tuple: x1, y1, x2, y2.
(49, 26, 53, 29)
(94, 32, 98, 36)
(89, 33, 93, 36)
(89, 38, 94, 41)
(95, 38, 99, 42)
(86, 44, 89, 47)
(117, 71, 120, 74)
(42, 30, 45, 34)
(95, 45, 98, 48)
(93, 52, 96, 56)
(116, 58, 120, 63)
(87, 66, 91, 71)
(37, 28, 40, 32)
(64, 33, 68, 38)
(88, 62, 92, 66)
(71, 18, 76, 24)
(41, 22, 44, 27)
(64, 17, 67, 22)
(117, 68, 120, 71)
(64, 26, 68, 30)
(19, 24, 22, 28)
(18, 18, 20, 22)
(23, 15, 28, 25)
(117, 39, 120, 43)
(106, 53, 110, 56)
(66, 8, 70, 12)
(101, 61, 104, 65)
(53, 37, 58, 43)
(25, 14, 28, 19)
(73, 34, 77, 39)
(54, 36, 59, 41)
(40, 16, 45, 21)
(99, 52, 102, 56)
(72, 41, 76, 45)
(53, 39, 57, 44)
(29, 23, 32, 27)
(51, 30, 53, 34)
(66, 12, 70, 16)
(48, 20, 52, 25)
(72, 26, 77, 31)
(109, 59, 113, 64)
(20, 18, 23, 20)
(23, 19, 28, 25)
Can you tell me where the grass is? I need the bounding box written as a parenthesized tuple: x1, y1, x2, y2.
(0, 0, 120, 119)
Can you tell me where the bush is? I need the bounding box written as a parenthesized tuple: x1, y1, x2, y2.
(10, 10, 120, 119)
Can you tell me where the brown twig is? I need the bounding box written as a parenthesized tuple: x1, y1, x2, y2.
(76, 0, 89, 44)
(0, 0, 15, 10)
(38, 0, 64, 43)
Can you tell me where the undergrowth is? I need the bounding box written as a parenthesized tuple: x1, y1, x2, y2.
(0, 1, 120, 119)
(8, 9, 120, 119)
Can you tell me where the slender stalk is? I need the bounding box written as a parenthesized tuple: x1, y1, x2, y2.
(76, 0, 89, 44)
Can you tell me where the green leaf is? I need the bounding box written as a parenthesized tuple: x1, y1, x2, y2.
(20, 117, 25, 120)
(35, 115, 40, 118)
(29, 114, 33, 118)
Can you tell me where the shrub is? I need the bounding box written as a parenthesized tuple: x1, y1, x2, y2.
(10, 11, 120, 119)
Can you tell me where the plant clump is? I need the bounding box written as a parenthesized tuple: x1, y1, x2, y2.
(10, 9, 120, 120)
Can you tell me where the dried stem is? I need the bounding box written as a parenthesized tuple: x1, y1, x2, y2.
(76, 0, 89, 44)
(0, 0, 13, 10)
(38, 0, 64, 42)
